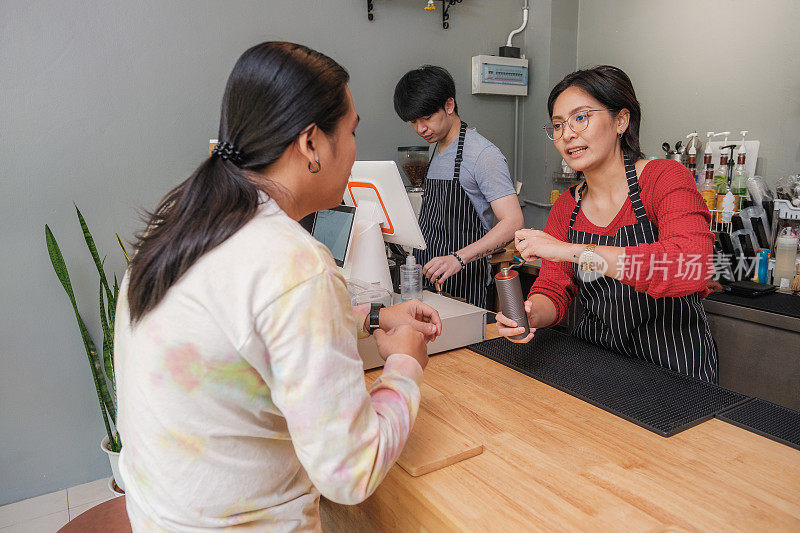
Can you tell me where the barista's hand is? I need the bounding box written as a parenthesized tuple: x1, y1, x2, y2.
(380, 300, 441, 342)
(423, 255, 462, 284)
(514, 229, 573, 263)
(495, 299, 535, 343)
(706, 279, 724, 293)
(375, 325, 429, 370)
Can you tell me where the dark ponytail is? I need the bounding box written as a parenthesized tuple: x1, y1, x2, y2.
(127, 42, 350, 322)
(547, 65, 645, 163)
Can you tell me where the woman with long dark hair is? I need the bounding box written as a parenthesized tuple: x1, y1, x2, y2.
(496, 65, 718, 382)
(115, 42, 441, 530)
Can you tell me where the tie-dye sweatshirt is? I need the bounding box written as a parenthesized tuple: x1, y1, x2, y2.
(114, 198, 423, 531)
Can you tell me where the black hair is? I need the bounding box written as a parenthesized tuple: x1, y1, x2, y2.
(393, 65, 458, 122)
(547, 65, 645, 162)
(127, 42, 350, 322)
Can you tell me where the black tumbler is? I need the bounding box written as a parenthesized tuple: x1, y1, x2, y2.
(495, 267, 529, 340)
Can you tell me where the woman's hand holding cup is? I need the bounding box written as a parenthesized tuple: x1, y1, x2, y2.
(496, 299, 535, 343)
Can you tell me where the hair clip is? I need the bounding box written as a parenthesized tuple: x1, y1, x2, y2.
(211, 141, 243, 164)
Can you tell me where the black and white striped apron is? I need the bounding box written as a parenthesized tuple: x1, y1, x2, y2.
(568, 157, 718, 382)
(413, 121, 489, 308)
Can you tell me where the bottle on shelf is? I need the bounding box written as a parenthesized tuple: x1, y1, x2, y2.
(773, 227, 799, 290)
(730, 130, 749, 210)
(685, 132, 699, 183)
(713, 132, 739, 220)
(712, 131, 731, 195)
(698, 131, 714, 193)
(700, 164, 717, 213)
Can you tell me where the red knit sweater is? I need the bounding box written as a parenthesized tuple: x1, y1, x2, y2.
(529, 158, 714, 325)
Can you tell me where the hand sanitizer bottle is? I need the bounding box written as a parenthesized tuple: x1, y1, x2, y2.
(400, 255, 423, 302)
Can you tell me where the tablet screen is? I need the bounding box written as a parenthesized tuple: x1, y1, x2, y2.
(311, 205, 356, 267)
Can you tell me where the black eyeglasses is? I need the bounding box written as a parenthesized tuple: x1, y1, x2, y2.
(543, 108, 608, 140)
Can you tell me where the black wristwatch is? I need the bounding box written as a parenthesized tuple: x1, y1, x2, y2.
(369, 303, 384, 334)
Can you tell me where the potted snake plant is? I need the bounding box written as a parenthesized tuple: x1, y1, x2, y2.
(45, 205, 130, 495)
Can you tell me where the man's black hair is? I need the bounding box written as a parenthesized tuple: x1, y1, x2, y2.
(393, 65, 458, 122)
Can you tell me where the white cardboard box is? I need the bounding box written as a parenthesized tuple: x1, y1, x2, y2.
(358, 291, 487, 370)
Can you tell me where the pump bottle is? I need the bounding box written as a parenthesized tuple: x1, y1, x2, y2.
(713, 132, 738, 221)
(712, 132, 731, 195)
(400, 255, 423, 302)
(686, 132, 699, 183)
(731, 131, 749, 210)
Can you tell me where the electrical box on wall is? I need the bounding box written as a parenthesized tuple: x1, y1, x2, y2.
(471, 55, 529, 96)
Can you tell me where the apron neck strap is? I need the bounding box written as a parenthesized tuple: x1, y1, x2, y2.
(623, 156, 649, 224)
(454, 121, 468, 177)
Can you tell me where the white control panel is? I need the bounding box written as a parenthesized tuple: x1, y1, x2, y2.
(471, 55, 529, 96)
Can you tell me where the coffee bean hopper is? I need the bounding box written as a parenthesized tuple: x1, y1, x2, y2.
(397, 146, 430, 192)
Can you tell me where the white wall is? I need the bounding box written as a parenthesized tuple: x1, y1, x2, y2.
(577, 0, 800, 181)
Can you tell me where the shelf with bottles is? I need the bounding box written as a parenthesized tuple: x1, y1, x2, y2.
(769, 176, 800, 257)
(548, 159, 581, 204)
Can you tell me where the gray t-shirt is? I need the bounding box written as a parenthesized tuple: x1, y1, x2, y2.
(426, 127, 515, 231)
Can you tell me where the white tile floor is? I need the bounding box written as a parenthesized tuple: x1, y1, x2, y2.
(0, 478, 119, 532)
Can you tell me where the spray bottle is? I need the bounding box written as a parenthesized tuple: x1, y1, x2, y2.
(731, 131, 749, 209)
(699, 132, 717, 211)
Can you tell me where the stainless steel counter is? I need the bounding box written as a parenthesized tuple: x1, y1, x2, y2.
(703, 293, 800, 410)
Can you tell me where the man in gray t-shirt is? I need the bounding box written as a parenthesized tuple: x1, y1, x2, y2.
(394, 65, 524, 307)
(426, 127, 515, 232)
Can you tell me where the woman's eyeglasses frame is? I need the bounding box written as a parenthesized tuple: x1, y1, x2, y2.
(542, 108, 609, 141)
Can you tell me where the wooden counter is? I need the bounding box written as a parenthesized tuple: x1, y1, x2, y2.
(322, 325, 800, 532)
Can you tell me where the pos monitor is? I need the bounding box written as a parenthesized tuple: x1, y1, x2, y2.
(342, 161, 426, 291)
(341, 161, 486, 371)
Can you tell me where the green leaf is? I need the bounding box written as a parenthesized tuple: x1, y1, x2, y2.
(99, 283, 114, 390)
(45, 223, 117, 444)
(75, 205, 113, 308)
(116, 233, 130, 264)
(110, 275, 119, 332)
(99, 281, 109, 335)
(45, 226, 78, 307)
(102, 402, 120, 452)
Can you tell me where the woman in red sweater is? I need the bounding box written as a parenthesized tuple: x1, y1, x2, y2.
(497, 66, 717, 382)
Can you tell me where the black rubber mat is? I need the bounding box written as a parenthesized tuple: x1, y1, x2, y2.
(468, 329, 749, 437)
(717, 398, 800, 451)
(707, 291, 800, 319)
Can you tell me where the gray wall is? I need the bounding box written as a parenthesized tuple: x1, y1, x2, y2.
(519, 0, 579, 229)
(1, 0, 530, 504)
(577, 0, 800, 181)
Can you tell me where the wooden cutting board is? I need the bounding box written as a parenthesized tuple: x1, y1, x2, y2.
(397, 402, 484, 477)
